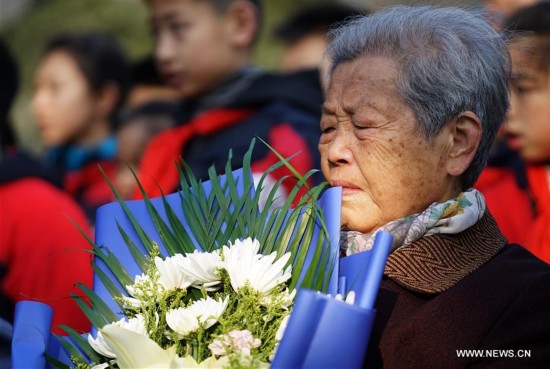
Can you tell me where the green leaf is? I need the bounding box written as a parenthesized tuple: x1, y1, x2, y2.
(71, 293, 107, 329)
(116, 222, 148, 271)
(58, 325, 101, 363)
(54, 333, 87, 365)
(76, 283, 118, 324)
(100, 165, 155, 254)
(92, 244, 133, 287)
(92, 263, 127, 310)
(133, 175, 183, 256)
(45, 353, 72, 369)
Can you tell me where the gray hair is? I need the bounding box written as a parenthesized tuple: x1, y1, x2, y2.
(327, 6, 510, 189)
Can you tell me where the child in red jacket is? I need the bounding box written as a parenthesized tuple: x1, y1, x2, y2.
(503, 3, 550, 263)
(32, 33, 130, 221)
(136, 0, 323, 199)
(0, 38, 93, 336)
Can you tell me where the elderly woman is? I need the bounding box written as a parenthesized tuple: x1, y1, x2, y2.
(320, 6, 550, 368)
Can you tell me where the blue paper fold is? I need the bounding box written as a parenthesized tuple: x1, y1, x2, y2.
(273, 231, 393, 369)
(11, 301, 53, 369)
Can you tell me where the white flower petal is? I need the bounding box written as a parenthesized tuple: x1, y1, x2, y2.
(88, 331, 116, 358)
(155, 254, 194, 291)
(180, 251, 222, 291)
(275, 315, 290, 341)
(88, 315, 148, 358)
(101, 325, 182, 369)
(222, 238, 291, 294)
(345, 291, 356, 305)
(166, 297, 228, 338)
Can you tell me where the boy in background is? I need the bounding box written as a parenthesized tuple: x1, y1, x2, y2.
(115, 56, 180, 199)
(504, 2, 550, 263)
(137, 0, 323, 199)
(273, 2, 365, 73)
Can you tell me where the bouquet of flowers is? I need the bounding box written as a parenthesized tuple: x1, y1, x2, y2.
(86, 238, 298, 368)
(12, 140, 390, 369)
(52, 141, 340, 369)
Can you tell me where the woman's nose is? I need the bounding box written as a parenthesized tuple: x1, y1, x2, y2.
(327, 129, 354, 166)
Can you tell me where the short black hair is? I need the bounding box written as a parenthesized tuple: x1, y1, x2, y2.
(504, 2, 550, 73)
(273, 3, 366, 45)
(131, 55, 164, 86)
(504, 2, 550, 34)
(208, 0, 261, 14)
(0, 38, 18, 153)
(43, 32, 131, 124)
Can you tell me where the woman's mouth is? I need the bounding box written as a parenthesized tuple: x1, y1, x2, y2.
(330, 180, 362, 196)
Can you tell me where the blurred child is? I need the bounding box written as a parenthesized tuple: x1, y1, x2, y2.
(504, 2, 550, 263)
(32, 33, 130, 220)
(115, 56, 180, 199)
(483, 0, 538, 29)
(125, 55, 180, 108)
(273, 3, 365, 73)
(137, 0, 323, 199)
(0, 38, 93, 337)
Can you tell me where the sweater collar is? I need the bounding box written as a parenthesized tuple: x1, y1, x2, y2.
(384, 211, 507, 294)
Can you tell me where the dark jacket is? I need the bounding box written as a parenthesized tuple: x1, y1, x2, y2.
(365, 212, 550, 368)
(136, 69, 324, 198)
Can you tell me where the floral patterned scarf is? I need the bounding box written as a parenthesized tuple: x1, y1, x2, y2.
(340, 189, 486, 256)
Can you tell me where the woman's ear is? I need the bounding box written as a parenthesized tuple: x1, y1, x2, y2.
(226, 0, 258, 49)
(445, 111, 482, 177)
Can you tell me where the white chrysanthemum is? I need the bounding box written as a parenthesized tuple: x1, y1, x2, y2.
(166, 296, 228, 338)
(180, 250, 222, 291)
(155, 254, 194, 291)
(222, 238, 292, 294)
(88, 315, 148, 358)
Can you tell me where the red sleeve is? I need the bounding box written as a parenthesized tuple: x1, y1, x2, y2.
(0, 178, 93, 334)
(525, 166, 550, 264)
(475, 167, 534, 246)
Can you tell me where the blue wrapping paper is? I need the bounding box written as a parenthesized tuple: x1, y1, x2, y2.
(11, 301, 53, 369)
(273, 231, 392, 369)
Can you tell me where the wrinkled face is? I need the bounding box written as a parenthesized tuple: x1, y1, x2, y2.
(150, 0, 240, 99)
(506, 40, 550, 163)
(319, 56, 454, 233)
(32, 51, 97, 147)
